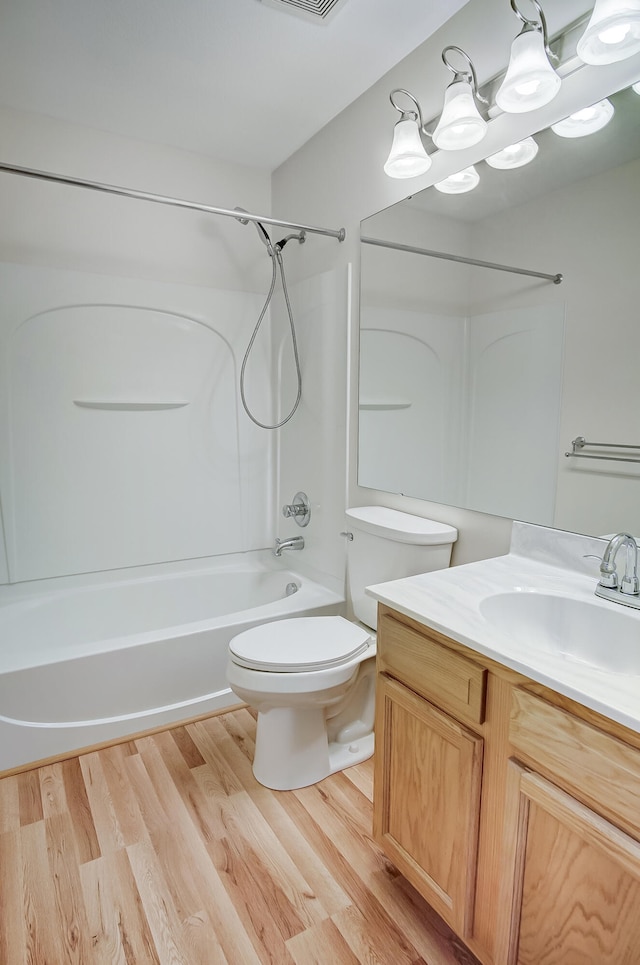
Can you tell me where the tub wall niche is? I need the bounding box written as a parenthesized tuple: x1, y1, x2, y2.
(0, 262, 274, 582)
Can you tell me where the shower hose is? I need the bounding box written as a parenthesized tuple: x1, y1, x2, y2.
(240, 244, 302, 430)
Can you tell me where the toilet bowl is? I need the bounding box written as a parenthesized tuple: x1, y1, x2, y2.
(227, 616, 376, 791)
(227, 507, 457, 791)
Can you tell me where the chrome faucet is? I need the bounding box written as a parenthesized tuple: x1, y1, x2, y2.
(594, 533, 640, 609)
(273, 535, 304, 557)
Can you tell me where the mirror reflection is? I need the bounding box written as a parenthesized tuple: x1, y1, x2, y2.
(359, 81, 640, 538)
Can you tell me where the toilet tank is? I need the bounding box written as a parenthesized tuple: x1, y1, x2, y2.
(345, 506, 457, 630)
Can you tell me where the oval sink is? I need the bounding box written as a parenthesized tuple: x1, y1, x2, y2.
(479, 591, 640, 675)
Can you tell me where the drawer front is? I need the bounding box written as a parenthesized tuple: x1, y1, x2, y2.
(377, 613, 487, 725)
(509, 688, 640, 838)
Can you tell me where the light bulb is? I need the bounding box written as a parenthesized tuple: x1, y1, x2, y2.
(577, 0, 640, 64)
(601, 23, 631, 43)
(384, 117, 432, 179)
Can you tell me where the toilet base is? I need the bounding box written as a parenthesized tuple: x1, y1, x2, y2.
(252, 705, 374, 791)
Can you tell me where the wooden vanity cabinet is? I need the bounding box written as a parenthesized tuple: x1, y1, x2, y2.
(497, 761, 640, 965)
(373, 604, 640, 965)
(373, 609, 487, 937)
(374, 673, 483, 936)
(497, 690, 640, 965)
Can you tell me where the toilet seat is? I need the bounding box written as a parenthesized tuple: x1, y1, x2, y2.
(229, 616, 372, 672)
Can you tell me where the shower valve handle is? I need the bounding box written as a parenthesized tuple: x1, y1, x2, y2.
(281, 492, 311, 527)
(283, 504, 306, 517)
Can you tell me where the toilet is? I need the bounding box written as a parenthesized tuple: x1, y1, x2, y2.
(226, 507, 457, 790)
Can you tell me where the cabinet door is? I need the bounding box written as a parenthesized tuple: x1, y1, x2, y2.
(497, 761, 640, 965)
(373, 674, 483, 936)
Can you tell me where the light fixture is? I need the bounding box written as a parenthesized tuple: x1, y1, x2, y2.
(496, 0, 561, 114)
(551, 97, 615, 137)
(432, 46, 488, 151)
(577, 0, 640, 65)
(434, 165, 480, 194)
(634, 81, 640, 93)
(485, 136, 539, 169)
(383, 89, 432, 179)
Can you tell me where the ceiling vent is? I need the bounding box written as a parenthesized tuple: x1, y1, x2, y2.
(259, 0, 347, 23)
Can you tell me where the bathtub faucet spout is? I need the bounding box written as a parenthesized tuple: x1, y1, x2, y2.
(274, 536, 304, 557)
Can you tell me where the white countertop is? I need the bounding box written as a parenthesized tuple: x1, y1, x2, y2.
(366, 523, 640, 734)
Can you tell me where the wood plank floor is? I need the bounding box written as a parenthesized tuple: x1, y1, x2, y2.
(0, 708, 481, 964)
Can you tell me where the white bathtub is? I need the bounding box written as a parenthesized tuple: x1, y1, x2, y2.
(0, 552, 345, 772)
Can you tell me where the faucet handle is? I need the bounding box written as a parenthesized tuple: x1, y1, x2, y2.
(281, 492, 311, 527)
(621, 573, 640, 595)
(598, 568, 619, 589)
(583, 553, 618, 588)
(283, 504, 304, 517)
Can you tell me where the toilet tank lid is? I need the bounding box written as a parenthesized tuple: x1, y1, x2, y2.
(345, 507, 458, 545)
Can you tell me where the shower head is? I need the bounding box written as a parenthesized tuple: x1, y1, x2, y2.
(254, 220, 272, 248)
(234, 206, 273, 252)
(275, 230, 306, 252)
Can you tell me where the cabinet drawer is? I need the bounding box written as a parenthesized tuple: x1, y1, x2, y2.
(509, 688, 640, 838)
(377, 613, 487, 725)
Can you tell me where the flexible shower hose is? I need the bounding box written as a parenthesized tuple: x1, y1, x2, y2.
(240, 246, 302, 430)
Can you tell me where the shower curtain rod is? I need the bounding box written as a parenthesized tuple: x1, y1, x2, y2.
(361, 235, 562, 285)
(0, 161, 346, 242)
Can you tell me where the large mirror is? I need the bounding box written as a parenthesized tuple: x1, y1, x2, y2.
(359, 81, 640, 538)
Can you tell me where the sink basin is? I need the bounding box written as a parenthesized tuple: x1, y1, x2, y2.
(479, 591, 640, 675)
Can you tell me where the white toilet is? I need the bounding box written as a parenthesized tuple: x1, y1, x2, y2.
(226, 507, 457, 790)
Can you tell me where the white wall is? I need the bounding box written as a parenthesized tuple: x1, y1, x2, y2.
(0, 106, 271, 290)
(273, 0, 640, 568)
(0, 106, 274, 584)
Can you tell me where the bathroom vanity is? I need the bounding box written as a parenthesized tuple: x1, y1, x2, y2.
(368, 524, 640, 965)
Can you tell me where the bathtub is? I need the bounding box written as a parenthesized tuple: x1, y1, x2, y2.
(0, 552, 345, 772)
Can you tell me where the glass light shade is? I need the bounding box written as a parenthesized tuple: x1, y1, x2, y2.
(495, 28, 561, 113)
(434, 165, 480, 194)
(383, 117, 432, 179)
(432, 80, 487, 151)
(551, 98, 614, 137)
(577, 0, 640, 65)
(485, 137, 539, 169)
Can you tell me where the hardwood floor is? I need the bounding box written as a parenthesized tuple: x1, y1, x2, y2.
(0, 708, 481, 964)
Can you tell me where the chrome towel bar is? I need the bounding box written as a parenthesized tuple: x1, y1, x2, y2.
(565, 436, 640, 464)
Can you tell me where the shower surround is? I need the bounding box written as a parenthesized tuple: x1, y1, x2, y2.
(0, 261, 274, 582)
(0, 258, 345, 769)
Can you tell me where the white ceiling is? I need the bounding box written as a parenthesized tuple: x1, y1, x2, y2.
(0, 0, 470, 171)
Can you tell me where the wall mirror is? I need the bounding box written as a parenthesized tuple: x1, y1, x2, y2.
(359, 80, 640, 539)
